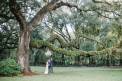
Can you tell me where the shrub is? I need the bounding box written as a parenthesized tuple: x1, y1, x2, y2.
(0, 58, 20, 76)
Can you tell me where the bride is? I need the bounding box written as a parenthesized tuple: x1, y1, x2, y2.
(44, 59, 49, 74)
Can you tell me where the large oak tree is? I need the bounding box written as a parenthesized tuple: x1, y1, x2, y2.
(9, 0, 81, 74)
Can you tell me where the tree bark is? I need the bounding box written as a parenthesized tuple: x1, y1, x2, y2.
(17, 29, 31, 74)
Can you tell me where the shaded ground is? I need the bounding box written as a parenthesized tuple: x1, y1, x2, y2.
(0, 66, 122, 81)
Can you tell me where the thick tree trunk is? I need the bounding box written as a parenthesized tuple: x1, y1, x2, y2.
(17, 29, 31, 74)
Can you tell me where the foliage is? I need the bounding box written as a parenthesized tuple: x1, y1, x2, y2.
(0, 20, 18, 55)
(0, 58, 20, 76)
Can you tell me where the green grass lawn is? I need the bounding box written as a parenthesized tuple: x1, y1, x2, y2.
(0, 66, 122, 81)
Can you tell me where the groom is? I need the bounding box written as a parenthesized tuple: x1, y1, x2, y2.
(48, 57, 53, 73)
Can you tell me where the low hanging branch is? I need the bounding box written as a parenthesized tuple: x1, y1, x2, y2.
(30, 39, 122, 57)
(30, 39, 85, 56)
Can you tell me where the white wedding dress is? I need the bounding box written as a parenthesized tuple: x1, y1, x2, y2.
(44, 61, 49, 74)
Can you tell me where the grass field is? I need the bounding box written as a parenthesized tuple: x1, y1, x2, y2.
(0, 66, 122, 81)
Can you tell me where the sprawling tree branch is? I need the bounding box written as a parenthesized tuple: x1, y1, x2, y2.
(29, 0, 85, 29)
(9, 0, 27, 30)
(30, 39, 122, 56)
(9, 0, 119, 30)
(29, 0, 60, 28)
